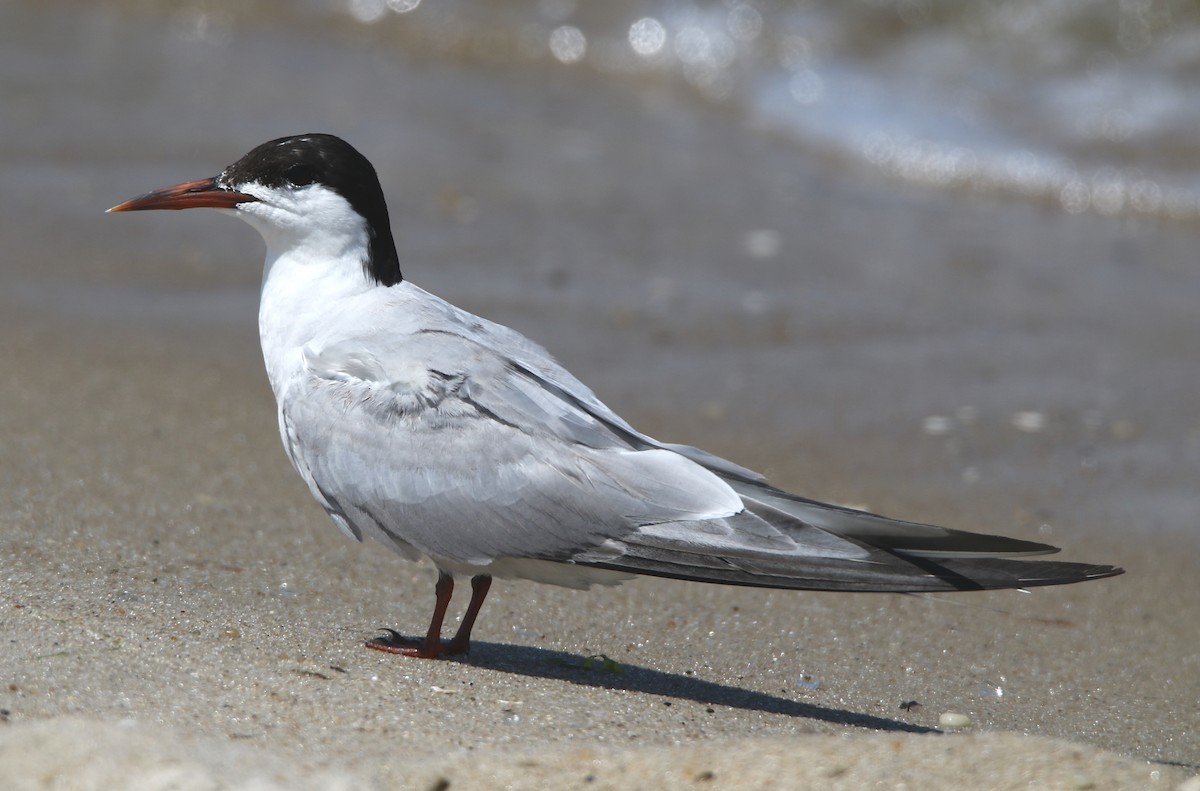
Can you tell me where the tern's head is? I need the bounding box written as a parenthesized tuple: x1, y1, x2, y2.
(108, 134, 401, 286)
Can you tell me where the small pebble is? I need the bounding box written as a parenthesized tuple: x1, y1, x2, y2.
(922, 415, 953, 436)
(1012, 411, 1047, 432)
(938, 711, 972, 729)
(743, 229, 781, 259)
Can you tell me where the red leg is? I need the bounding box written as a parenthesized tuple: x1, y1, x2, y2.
(366, 571, 456, 658)
(443, 575, 492, 656)
(365, 573, 493, 658)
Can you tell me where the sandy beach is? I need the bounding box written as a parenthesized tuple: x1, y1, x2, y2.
(3, 2, 1199, 788)
(2, 302, 1197, 789)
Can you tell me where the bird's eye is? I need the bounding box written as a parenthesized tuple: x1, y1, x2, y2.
(285, 164, 316, 186)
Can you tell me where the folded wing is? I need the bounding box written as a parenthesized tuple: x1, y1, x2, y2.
(289, 297, 1121, 592)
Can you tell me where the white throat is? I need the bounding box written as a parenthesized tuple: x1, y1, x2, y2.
(226, 182, 380, 394)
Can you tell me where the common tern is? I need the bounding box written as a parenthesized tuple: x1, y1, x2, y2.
(109, 134, 1122, 658)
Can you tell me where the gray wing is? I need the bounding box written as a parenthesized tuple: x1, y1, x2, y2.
(289, 312, 1121, 591)
(283, 328, 745, 567)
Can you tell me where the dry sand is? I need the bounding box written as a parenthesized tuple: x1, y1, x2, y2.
(1, 305, 1196, 790)
(1, 718, 1190, 791)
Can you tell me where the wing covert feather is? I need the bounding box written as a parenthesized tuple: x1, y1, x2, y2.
(284, 330, 743, 566)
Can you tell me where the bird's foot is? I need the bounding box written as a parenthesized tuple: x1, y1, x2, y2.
(365, 628, 469, 659)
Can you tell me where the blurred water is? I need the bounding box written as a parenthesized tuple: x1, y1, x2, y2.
(8, 1, 1200, 228)
(309, 0, 1200, 221)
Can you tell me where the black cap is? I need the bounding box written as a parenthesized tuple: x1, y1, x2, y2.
(220, 134, 402, 286)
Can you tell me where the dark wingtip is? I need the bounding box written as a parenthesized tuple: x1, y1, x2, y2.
(1013, 562, 1125, 588)
(1084, 564, 1125, 580)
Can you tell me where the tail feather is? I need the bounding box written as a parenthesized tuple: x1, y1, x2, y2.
(579, 465, 1124, 592)
(586, 541, 1122, 592)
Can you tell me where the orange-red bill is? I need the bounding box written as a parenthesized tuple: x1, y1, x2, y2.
(107, 177, 258, 213)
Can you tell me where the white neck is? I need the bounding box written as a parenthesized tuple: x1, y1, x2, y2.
(223, 183, 381, 395)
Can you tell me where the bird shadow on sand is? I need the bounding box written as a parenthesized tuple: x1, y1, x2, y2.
(451, 641, 937, 734)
